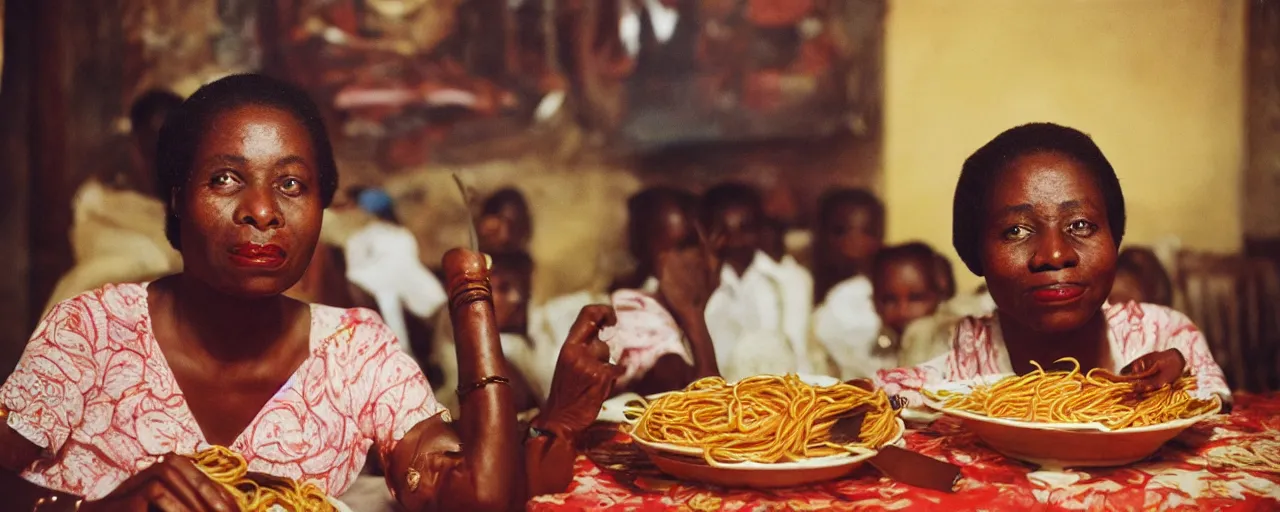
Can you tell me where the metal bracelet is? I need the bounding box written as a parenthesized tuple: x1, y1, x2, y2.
(456, 375, 511, 400)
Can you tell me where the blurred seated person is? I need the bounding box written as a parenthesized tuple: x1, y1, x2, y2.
(43, 90, 185, 312)
(611, 186, 699, 293)
(812, 187, 885, 304)
(478, 187, 534, 254)
(808, 188, 885, 376)
(817, 242, 945, 380)
(1109, 246, 1174, 307)
(876, 123, 1229, 405)
(524, 186, 719, 398)
(0, 74, 616, 511)
(506, 242, 722, 403)
(339, 187, 447, 357)
(701, 183, 813, 379)
(897, 253, 997, 367)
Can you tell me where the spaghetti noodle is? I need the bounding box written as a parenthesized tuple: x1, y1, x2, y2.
(924, 357, 1219, 429)
(627, 374, 900, 465)
(191, 446, 335, 512)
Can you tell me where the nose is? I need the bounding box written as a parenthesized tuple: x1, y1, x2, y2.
(234, 187, 283, 231)
(1029, 229, 1078, 272)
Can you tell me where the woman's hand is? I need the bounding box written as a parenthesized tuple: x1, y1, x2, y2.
(535, 305, 624, 437)
(1098, 348, 1188, 393)
(80, 454, 238, 512)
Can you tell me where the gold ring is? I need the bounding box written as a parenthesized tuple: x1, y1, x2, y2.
(406, 467, 421, 492)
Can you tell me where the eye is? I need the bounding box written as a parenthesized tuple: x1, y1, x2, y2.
(1068, 220, 1097, 236)
(1002, 225, 1032, 241)
(279, 177, 306, 196)
(210, 172, 239, 188)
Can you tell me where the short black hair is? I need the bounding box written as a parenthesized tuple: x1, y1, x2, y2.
(129, 89, 184, 137)
(627, 186, 698, 257)
(816, 187, 884, 235)
(872, 242, 941, 292)
(952, 123, 1125, 276)
(156, 74, 339, 250)
(700, 183, 763, 228)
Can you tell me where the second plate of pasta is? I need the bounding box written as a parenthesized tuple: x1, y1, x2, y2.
(620, 374, 905, 486)
(920, 359, 1222, 468)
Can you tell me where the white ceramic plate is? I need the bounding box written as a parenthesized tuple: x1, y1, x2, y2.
(921, 374, 1222, 469)
(921, 374, 1222, 433)
(622, 374, 904, 470)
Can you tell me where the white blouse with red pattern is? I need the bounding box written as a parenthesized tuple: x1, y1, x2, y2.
(874, 302, 1231, 406)
(1, 283, 443, 500)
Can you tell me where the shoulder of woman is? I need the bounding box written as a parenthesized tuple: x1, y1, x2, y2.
(311, 304, 403, 349)
(48, 282, 149, 320)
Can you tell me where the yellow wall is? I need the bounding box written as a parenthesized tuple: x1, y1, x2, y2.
(882, 0, 1246, 292)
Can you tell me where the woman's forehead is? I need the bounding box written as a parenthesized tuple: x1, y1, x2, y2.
(989, 152, 1105, 211)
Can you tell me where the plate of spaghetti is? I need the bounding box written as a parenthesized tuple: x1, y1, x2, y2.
(622, 374, 905, 488)
(921, 358, 1221, 469)
(191, 446, 342, 512)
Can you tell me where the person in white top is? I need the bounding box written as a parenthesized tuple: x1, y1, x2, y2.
(342, 189, 447, 356)
(700, 183, 809, 380)
(811, 188, 886, 379)
(756, 217, 819, 373)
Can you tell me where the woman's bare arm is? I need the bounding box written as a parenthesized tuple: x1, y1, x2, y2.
(387, 249, 519, 512)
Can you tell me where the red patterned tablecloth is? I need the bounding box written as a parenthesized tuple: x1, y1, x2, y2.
(529, 393, 1280, 511)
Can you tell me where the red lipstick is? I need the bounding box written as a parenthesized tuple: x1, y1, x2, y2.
(1030, 284, 1085, 303)
(229, 243, 287, 269)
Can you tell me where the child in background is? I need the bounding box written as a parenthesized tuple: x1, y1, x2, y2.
(818, 242, 945, 379)
(1109, 246, 1174, 306)
(701, 183, 810, 378)
(898, 252, 999, 367)
(810, 189, 886, 379)
(812, 188, 885, 304)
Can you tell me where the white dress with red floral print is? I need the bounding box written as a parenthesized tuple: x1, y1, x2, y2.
(874, 301, 1231, 406)
(1, 283, 444, 500)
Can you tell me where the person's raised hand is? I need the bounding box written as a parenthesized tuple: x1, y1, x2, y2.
(656, 227, 724, 320)
(535, 305, 625, 438)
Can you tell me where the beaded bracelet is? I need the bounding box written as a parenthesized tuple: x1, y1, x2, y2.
(456, 375, 511, 400)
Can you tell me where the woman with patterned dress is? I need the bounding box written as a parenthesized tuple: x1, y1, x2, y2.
(874, 123, 1229, 405)
(0, 74, 618, 511)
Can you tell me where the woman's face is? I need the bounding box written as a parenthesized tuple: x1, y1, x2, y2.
(980, 151, 1117, 333)
(178, 104, 324, 298)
